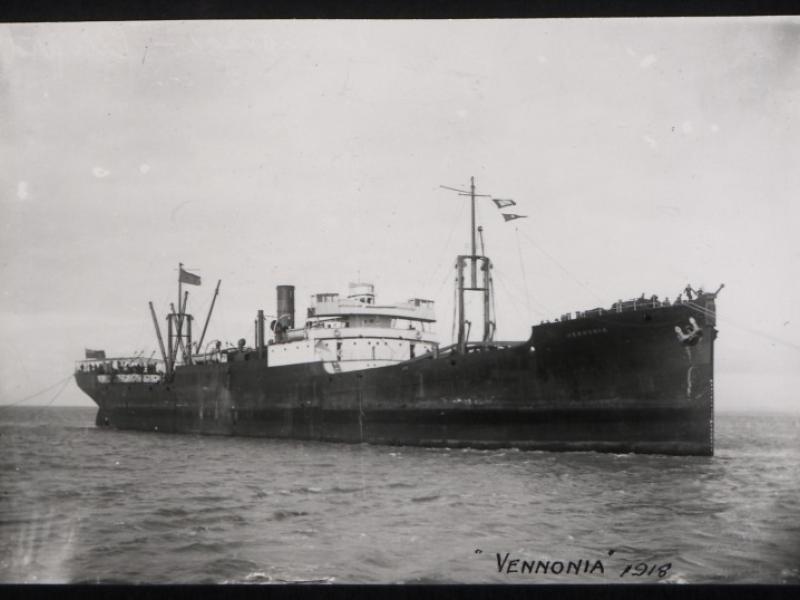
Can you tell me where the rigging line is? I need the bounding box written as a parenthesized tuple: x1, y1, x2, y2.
(493, 265, 553, 315)
(450, 273, 457, 345)
(514, 226, 533, 323)
(21, 377, 73, 422)
(0, 372, 75, 409)
(423, 201, 463, 291)
(685, 302, 717, 318)
(451, 266, 458, 345)
(497, 278, 537, 324)
(493, 269, 538, 320)
(686, 302, 800, 353)
(434, 259, 456, 297)
(422, 200, 467, 296)
(516, 227, 605, 304)
(38, 377, 71, 408)
(493, 269, 543, 317)
(185, 287, 216, 352)
(494, 269, 543, 316)
(490, 274, 497, 335)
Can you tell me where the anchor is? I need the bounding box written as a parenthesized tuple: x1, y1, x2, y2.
(675, 317, 703, 347)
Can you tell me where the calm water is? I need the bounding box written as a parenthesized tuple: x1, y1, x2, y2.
(0, 406, 798, 584)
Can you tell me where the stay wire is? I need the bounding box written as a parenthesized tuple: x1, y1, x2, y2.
(20, 377, 74, 423)
(686, 301, 800, 353)
(0, 372, 75, 409)
(516, 227, 605, 305)
(514, 226, 533, 323)
(493, 264, 553, 316)
(435, 259, 456, 297)
(493, 268, 537, 322)
(423, 200, 467, 298)
(0, 375, 72, 426)
(37, 377, 71, 409)
(492, 267, 534, 314)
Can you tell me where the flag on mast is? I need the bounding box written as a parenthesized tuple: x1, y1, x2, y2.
(179, 267, 202, 286)
(492, 198, 516, 209)
(502, 213, 528, 222)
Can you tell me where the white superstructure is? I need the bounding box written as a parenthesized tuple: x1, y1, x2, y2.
(268, 282, 437, 373)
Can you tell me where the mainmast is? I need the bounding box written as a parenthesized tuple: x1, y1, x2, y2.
(440, 177, 498, 353)
(469, 177, 478, 287)
(165, 263, 202, 373)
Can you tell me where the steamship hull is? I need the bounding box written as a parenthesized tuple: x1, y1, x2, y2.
(75, 297, 716, 456)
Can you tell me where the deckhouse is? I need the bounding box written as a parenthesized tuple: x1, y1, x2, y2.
(267, 283, 437, 372)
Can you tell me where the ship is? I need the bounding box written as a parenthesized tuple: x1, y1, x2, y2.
(75, 178, 720, 456)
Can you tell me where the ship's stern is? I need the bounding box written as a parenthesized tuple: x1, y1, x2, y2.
(74, 370, 111, 428)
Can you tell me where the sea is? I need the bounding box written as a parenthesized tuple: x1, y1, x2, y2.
(0, 406, 798, 585)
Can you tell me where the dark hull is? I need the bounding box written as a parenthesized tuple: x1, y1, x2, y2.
(76, 298, 716, 456)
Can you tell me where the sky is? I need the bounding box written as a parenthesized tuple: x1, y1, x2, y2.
(1, 18, 799, 411)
